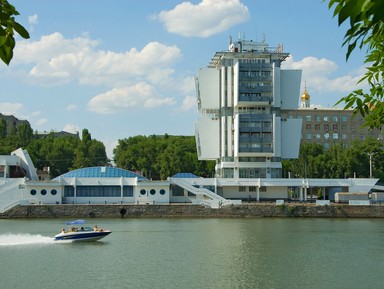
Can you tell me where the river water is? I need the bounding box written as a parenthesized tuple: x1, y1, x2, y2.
(0, 218, 383, 289)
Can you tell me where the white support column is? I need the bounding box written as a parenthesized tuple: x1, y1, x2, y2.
(299, 187, 303, 201)
(304, 187, 307, 202)
(120, 176, 124, 203)
(256, 187, 260, 202)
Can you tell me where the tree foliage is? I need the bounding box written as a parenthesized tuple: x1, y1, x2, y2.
(113, 135, 215, 180)
(0, 122, 108, 177)
(0, 0, 30, 65)
(327, 0, 384, 128)
(282, 139, 384, 180)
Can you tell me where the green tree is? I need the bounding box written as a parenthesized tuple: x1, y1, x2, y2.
(72, 129, 108, 169)
(27, 134, 80, 177)
(16, 122, 33, 147)
(114, 135, 215, 180)
(0, 118, 6, 138)
(0, 0, 30, 65)
(327, 0, 384, 129)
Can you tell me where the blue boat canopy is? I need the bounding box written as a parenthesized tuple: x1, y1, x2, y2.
(65, 219, 85, 225)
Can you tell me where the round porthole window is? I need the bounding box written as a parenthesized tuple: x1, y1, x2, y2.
(30, 189, 37, 196)
(41, 189, 47, 195)
(160, 189, 166, 195)
(140, 189, 146, 195)
(51, 189, 57, 195)
(150, 189, 156, 195)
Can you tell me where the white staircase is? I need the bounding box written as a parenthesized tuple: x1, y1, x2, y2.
(170, 178, 237, 209)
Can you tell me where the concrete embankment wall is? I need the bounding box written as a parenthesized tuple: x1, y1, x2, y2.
(2, 203, 384, 218)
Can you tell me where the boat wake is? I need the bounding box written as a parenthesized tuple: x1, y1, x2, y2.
(0, 233, 55, 246)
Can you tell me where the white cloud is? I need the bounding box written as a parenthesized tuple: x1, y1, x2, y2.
(87, 82, 176, 114)
(157, 0, 250, 37)
(28, 14, 38, 25)
(283, 55, 367, 95)
(63, 123, 80, 134)
(0, 102, 24, 115)
(181, 95, 196, 111)
(13, 33, 182, 87)
(66, 104, 78, 111)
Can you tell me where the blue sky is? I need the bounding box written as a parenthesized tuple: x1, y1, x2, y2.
(1, 0, 367, 158)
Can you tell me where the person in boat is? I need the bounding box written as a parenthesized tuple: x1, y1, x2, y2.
(61, 228, 65, 233)
(93, 225, 99, 231)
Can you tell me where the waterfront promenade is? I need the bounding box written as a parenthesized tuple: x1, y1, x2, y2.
(1, 202, 384, 218)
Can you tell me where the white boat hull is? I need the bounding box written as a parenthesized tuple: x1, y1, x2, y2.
(54, 230, 111, 242)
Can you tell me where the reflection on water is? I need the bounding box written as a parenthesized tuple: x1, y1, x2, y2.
(1, 218, 384, 289)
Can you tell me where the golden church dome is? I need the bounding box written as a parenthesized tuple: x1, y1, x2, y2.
(301, 89, 310, 101)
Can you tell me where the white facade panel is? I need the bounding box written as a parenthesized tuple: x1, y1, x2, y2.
(273, 65, 281, 107)
(233, 62, 239, 107)
(227, 66, 233, 107)
(221, 117, 225, 156)
(195, 118, 220, 160)
(221, 67, 226, 106)
(281, 118, 302, 159)
(274, 116, 282, 157)
(280, 70, 302, 109)
(197, 67, 220, 109)
(227, 116, 233, 157)
(233, 113, 239, 157)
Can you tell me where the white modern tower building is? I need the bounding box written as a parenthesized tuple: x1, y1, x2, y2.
(195, 37, 302, 179)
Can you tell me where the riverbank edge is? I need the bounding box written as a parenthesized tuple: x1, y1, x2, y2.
(1, 203, 384, 218)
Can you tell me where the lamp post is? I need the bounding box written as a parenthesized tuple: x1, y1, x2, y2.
(367, 152, 375, 178)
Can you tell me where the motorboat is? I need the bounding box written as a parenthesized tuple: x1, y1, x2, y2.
(54, 219, 111, 242)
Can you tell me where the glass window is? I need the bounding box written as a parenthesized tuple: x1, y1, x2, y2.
(249, 186, 257, 192)
(306, 133, 312, 140)
(315, 116, 321, 122)
(341, 115, 347, 121)
(333, 116, 338, 122)
(315, 124, 320, 130)
(123, 186, 134, 197)
(51, 189, 57, 195)
(324, 116, 328, 122)
(315, 134, 321, 139)
(333, 124, 338, 131)
(150, 189, 156, 195)
(41, 189, 47, 195)
(30, 189, 37, 196)
(172, 186, 184, 196)
(333, 133, 339, 139)
(76, 186, 120, 197)
(342, 134, 347, 140)
(324, 133, 329, 140)
(64, 186, 74, 197)
(306, 124, 311, 130)
(160, 189, 166, 195)
(306, 115, 311, 121)
(140, 189, 146, 195)
(324, 143, 330, 149)
(239, 186, 246, 192)
(324, 124, 329, 131)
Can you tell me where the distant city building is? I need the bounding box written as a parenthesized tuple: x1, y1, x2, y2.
(281, 88, 383, 149)
(195, 37, 302, 179)
(34, 130, 80, 139)
(0, 113, 31, 135)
